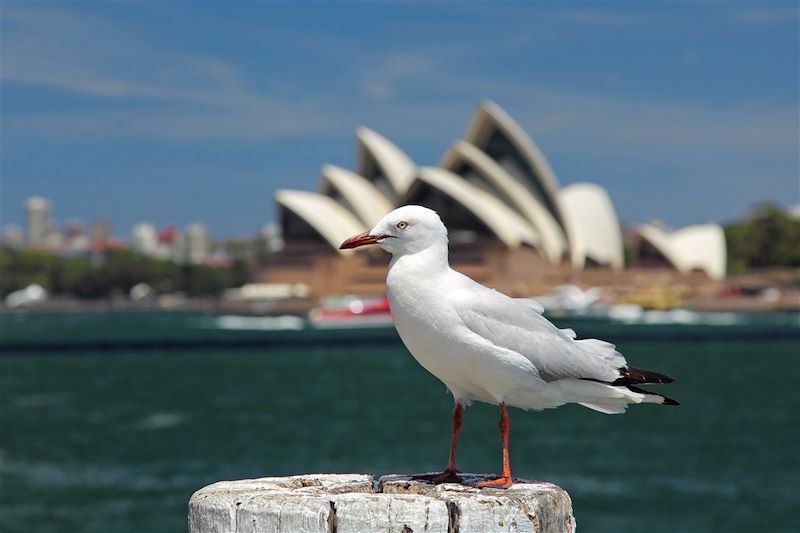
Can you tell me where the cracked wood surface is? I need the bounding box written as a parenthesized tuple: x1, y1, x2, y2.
(188, 473, 575, 533)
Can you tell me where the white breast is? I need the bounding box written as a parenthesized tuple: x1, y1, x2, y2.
(386, 267, 462, 383)
(386, 262, 546, 405)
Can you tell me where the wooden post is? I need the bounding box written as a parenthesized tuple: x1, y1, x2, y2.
(189, 473, 575, 532)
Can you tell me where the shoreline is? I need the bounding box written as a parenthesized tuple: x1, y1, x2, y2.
(1, 294, 798, 315)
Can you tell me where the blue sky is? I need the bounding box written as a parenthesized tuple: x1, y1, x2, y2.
(1, 2, 798, 238)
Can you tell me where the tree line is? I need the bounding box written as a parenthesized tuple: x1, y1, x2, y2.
(724, 202, 800, 274)
(0, 249, 251, 299)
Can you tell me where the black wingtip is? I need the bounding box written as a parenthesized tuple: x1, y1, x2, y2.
(615, 367, 675, 385)
(663, 397, 681, 406)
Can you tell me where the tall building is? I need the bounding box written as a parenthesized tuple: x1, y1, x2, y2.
(25, 196, 51, 247)
(184, 223, 210, 265)
(132, 222, 158, 257)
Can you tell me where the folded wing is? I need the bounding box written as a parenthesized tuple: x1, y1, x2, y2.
(452, 281, 625, 384)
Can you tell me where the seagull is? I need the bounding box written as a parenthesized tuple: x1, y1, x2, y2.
(340, 205, 679, 489)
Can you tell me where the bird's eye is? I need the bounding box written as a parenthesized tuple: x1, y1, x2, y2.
(396, 221, 408, 230)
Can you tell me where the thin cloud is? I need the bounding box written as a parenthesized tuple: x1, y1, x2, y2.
(728, 5, 798, 26)
(561, 9, 650, 27)
(7, 105, 335, 142)
(1, 3, 796, 230)
(360, 52, 439, 100)
(0, 5, 342, 140)
(352, 62, 798, 155)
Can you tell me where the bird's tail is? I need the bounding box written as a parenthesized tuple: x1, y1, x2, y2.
(557, 379, 680, 415)
(625, 384, 680, 406)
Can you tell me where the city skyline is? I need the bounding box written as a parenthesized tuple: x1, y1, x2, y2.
(3, 194, 285, 267)
(3, 194, 278, 242)
(1, 3, 798, 236)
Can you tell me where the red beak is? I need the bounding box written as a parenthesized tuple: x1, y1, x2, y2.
(340, 231, 381, 249)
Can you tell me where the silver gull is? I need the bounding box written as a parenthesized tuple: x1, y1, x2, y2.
(341, 205, 678, 489)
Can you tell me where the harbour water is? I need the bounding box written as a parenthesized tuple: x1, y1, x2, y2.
(1, 311, 798, 532)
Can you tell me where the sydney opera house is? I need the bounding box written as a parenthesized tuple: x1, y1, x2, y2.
(264, 101, 726, 299)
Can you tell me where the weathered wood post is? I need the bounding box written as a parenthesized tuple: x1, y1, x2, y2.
(189, 473, 575, 532)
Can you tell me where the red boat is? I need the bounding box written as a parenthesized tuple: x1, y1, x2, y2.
(309, 295, 393, 328)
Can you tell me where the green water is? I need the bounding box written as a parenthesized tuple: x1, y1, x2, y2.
(1, 312, 799, 532)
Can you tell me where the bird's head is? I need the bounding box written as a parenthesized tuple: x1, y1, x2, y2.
(340, 205, 448, 256)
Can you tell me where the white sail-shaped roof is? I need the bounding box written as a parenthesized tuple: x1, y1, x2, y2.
(560, 183, 624, 269)
(355, 127, 416, 200)
(405, 167, 540, 249)
(638, 223, 726, 280)
(463, 101, 570, 231)
(440, 141, 566, 264)
(320, 165, 393, 227)
(275, 190, 367, 256)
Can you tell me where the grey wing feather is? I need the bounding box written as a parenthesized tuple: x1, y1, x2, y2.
(513, 297, 545, 314)
(453, 285, 625, 383)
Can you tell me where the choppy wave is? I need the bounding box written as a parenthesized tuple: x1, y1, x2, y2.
(12, 393, 69, 409)
(0, 450, 231, 495)
(0, 456, 164, 490)
(554, 472, 740, 498)
(133, 412, 187, 430)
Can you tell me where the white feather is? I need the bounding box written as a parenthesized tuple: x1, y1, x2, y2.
(370, 205, 663, 414)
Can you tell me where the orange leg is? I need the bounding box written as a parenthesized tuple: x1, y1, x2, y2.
(476, 402, 512, 489)
(413, 402, 463, 484)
